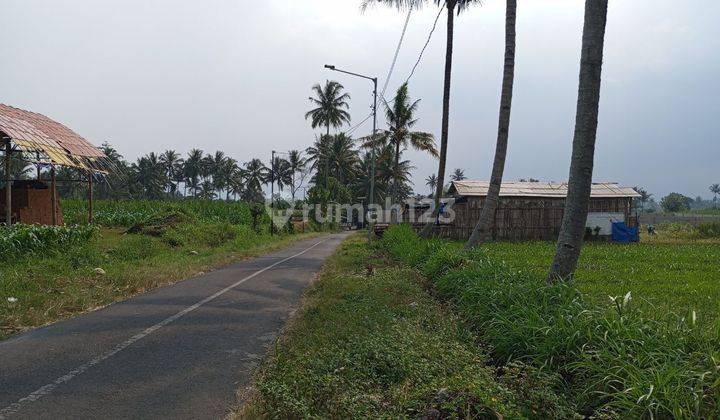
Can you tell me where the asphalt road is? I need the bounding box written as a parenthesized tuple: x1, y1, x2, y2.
(0, 232, 350, 419)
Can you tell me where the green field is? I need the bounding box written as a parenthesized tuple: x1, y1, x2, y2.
(480, 239, 720, 324)
(0, 199, 314, 340)
(380, 225, 719, 417)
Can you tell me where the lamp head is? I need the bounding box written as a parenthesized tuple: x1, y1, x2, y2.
(324, 64, 335, 70)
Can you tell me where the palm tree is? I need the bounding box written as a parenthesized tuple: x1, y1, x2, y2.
(218, 157, 239, 200)
(228, 169, 245, 201)
(131, 153, 166, 199)
(548, 0, 609, 282)
(287, 150, 307, 201)
(353, 151, 387, 205)
(198, 180, 216, 200)
(208, 151, 228, 197)
(450, 168, 466, 181)
(306, 134, 332, 188)
(328, 133, 360, 185)
(269, 156, 293, 192)
(364, 0, 480, 237)
(159, 150, 183, 195)
(465, 0, 517, 250)
(184, 149, 204, 197)
(425, 174, 438, 197)
(710, 184, 720, 208)
(305, 81, 352, 137)
(243, 158, 269, 203)
(362, 83, 437, 205)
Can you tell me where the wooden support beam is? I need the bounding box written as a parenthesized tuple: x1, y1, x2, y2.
(4, 141, 11, 226)
(88, 170, 94, 224)
(51, 166, 57, 226)
(36, 152, 42, 180)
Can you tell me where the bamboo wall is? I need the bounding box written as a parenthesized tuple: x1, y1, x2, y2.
(428, 196, 634, 240)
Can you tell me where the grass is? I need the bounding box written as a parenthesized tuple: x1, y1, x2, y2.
(62, 198, 261, 227)
(379, 225, 720, 418)
(237, 234, 575, 419)
(479, 239, 720, 324)
(1, 199, 317, 340)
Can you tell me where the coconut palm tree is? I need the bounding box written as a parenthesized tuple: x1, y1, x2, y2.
(425, 174, 438, 197)
(364, 0, 480, 236)
(228, 170, 245, 201)
(548, 0, 610, 282)
(131, 153, 166, 199)
(465, 0, 517, 250)
(328, 133, 360, 185)
(353, 151, 387, 205)
(362, 83, 437, 204)
(305, 81, 352, 137)
(450, 168, 466, 181)
(207, 151, 228, 197)
(243, 158, 269, 197)
(159, 150, 183, 195)
(269, 156, 293, 192)
(287, 150, 307, 201)
(306, 134, 333, 187)
(184, 149, 204, 197)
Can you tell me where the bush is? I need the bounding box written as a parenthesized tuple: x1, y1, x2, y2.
(0, 224, 98, 261)
(378, 225, 720, 418)
(698, 221, 720, 238)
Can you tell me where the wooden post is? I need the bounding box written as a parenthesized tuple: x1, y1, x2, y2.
(36, 152, 41, 180)
(88, 170, 94, 224)
(4, 141, 11, 226)
(51, 166, 57, 225)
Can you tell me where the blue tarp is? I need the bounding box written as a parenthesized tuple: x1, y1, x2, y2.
(612, 221, 639, 243)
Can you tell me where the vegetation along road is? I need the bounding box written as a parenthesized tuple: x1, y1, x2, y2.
(0, 232, 350, 419)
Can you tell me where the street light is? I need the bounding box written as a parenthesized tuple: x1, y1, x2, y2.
(324, 64, 378, 241)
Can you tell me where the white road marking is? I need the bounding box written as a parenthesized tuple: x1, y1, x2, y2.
(0, 238, 329, 419)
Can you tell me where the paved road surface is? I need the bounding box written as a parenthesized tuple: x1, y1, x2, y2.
(0, 232, 350, 419)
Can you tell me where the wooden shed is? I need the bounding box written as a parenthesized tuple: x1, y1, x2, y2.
(440, 180, 641, 240)
(0, 104, 111, 225)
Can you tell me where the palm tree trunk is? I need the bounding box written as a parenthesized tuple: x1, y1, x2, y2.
(325, 124, 330, 190)
(547, 0, 609, 282)
(420, 0, 455, 238)
(465, 0, 517, 250)
(392, 139, 402, 223)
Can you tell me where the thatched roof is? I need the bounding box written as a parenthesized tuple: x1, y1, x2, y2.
(449, 181, 640, 198)
(0, 104, 111, 172)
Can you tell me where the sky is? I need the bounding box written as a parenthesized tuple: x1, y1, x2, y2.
(1, 0, 718, 199)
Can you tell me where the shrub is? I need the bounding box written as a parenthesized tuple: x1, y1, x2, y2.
(698, 221, 720, 238)
(378, 225, 720, 418)
(0, 224, 98, 261)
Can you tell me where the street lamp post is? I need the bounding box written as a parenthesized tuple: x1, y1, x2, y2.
(270, 150, 275, 236)
(324, 64, 377, 241)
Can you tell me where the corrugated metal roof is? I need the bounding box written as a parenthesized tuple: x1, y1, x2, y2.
(0, 104, 109, 172)
(449, 180, 641, 198)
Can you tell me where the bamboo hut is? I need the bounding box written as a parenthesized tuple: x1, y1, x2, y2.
(0, 104, 113, 225)
(426, 180, 640, 240)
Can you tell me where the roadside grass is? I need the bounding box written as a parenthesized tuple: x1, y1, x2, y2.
(380, 225, 720, 418)
(0, 223, 318, 340)
(238, 235, 575, 419)
(478, 239, 720, 324)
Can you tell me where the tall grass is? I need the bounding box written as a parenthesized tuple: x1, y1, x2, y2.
(0, 224, 98, 261)
(63, 199, 262, 227)
(379, 225, 720, 418)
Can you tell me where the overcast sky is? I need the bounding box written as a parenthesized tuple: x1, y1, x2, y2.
(1, 0, 718, 199)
